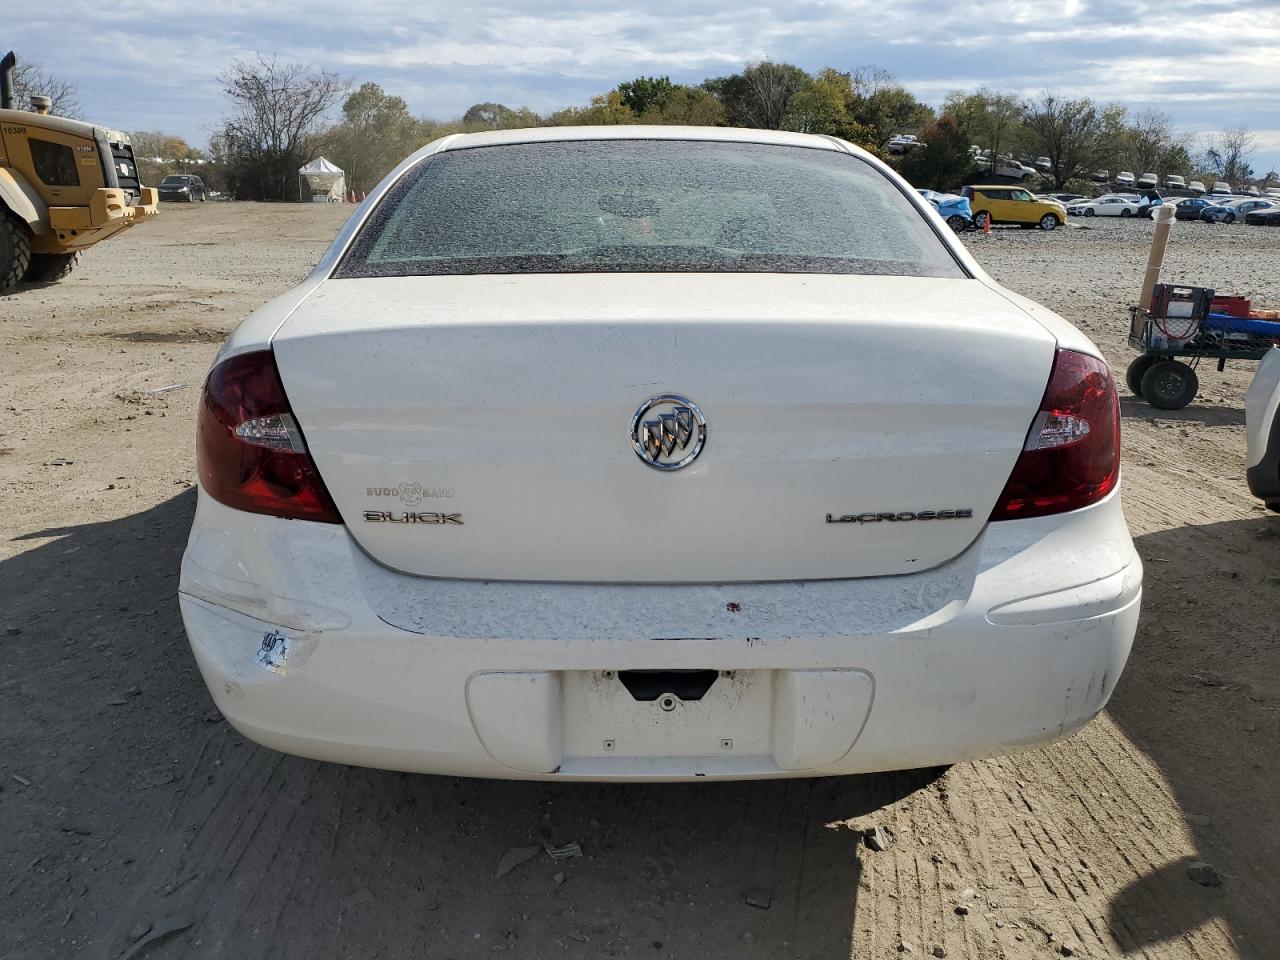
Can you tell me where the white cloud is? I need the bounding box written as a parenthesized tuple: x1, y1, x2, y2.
(8, 0, 1279, 170)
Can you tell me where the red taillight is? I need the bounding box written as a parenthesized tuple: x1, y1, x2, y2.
(990, 349, 1119, 521)
(196, 350, 341, 523)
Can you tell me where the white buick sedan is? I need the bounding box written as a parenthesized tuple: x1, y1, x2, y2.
(181, 126, 1141, 781)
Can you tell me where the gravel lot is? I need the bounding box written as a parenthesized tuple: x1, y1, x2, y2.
(2, 203, 1279, 959)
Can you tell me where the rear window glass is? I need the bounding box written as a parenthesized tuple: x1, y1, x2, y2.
(336, 140, 966, 279)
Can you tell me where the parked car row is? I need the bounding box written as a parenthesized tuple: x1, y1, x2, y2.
(1153, 195, 1280, 224)
(1085, 170, 1279, 197)
(953, 149, 1278, 199)
(887, 132, 1280, 198)
(1061, 192, 1280, 224)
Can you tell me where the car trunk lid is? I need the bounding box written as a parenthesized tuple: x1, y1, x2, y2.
(272, 273, 1056, 583)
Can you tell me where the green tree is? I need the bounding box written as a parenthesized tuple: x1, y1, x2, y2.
(636, 86, 726, 126)
(460, 102, 540, 131)
(845, 68, 933, 147)
(1123, 109, 1184, 175)
(328, 83, 427, 195)
(784, 69, 870, 144)
(897, 117, 974, 190)
(617, 76, 676, 115)
(545, 91, 637, 126)
(1161, 143, 1193, 177)
(943, 89, 1024, 175)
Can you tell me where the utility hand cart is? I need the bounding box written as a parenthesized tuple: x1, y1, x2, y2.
(1127, 284, 1280, 410)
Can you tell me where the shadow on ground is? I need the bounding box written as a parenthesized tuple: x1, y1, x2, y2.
(1120, 396, 1244, 428)
(1104, 516, 1280, 958)
(0, 491, 943, 960)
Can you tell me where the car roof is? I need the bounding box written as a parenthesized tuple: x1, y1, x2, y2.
(434, 125, 851, 153)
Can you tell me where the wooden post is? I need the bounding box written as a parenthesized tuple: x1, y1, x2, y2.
(1139, 204, 1177, 310)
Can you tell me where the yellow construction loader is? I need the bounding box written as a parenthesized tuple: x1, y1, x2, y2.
(0, 51, 157, 294)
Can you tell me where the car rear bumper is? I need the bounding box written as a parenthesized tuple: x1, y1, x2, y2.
(180, 488, 1141, 781)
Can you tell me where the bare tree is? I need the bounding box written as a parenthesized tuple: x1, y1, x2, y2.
(1124, 109, 1186, 174)
(1023, 92, 1109, 188)
(1202, 126, 1256, 186)
(218, 56, 347, 200)
(848, 65, 896, 100)
(737, 61, 809, 129)
(11, 58, 81, 117)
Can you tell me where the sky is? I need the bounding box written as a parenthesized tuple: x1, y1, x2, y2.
(9, 1, 1280, 175)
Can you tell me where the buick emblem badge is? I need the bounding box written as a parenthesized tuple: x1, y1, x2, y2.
(630, 395, 707, 471)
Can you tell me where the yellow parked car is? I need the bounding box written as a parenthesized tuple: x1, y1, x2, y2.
(959, 185, 1065, 231)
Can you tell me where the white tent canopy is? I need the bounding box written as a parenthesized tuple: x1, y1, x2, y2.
(299, 156, 345, 202)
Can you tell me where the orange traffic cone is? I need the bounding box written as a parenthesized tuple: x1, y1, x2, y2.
(982, 214, 990, 235)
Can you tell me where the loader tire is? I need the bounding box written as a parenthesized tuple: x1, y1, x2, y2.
(0, 216, 32, 295)
(24, 251, 81, 284)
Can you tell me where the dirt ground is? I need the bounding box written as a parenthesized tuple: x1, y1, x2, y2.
(2, 203, 1279, 960)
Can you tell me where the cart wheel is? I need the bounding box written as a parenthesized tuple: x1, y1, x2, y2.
(1140, 359, 1199, 409)
(1125, 355, 1156, 396)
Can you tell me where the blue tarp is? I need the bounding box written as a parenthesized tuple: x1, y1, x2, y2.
(1202, 313, 1280, 337)
(917, 189, 972, 221)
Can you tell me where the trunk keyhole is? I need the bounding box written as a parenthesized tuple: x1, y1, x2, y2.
(658, 694, 678, 712)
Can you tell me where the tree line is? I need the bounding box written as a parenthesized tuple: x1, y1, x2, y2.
(212, 58, 1272, 199)
(9, 52, 1270, 200)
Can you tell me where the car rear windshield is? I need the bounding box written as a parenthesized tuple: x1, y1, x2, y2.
(335, 140, 966, 279)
